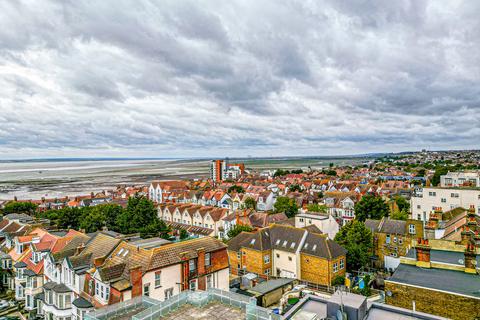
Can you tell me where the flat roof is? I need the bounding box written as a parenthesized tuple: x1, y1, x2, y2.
(246, 278, 295, 295)
(388, 264, 480, 299)
(407, 248, 480, 266)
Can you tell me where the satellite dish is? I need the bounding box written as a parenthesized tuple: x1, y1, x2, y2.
(458, 259, 464, 264)
(386, 290, 393, 297)
(473, 260, 477, 265)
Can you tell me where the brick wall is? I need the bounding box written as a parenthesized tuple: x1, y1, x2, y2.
(385, 281, 480, 320)
(228, 248, 271, 276)
(300, 253, 346, 285)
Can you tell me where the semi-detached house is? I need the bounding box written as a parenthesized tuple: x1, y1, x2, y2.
(228, 224, 346, 286)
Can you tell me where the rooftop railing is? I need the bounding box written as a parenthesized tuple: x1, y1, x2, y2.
(85, 288, 281, 320)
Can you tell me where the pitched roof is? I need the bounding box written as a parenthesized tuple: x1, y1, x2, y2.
(149, 237, 227, 270)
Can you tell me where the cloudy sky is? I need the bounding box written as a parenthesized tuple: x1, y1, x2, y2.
(0, 0, 479, 159)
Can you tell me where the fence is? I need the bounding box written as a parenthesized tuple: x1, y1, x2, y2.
(86, 288, 282, 320)
(84, 296, 158, 320)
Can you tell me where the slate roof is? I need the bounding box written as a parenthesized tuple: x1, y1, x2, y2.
(73, 296, 93, 308)
(301, 233, 347, 259)
(228, 224, 346, 259)
(365, 218, 406, 235)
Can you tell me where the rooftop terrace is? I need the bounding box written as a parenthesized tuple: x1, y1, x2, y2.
(85, 288, 281, 320)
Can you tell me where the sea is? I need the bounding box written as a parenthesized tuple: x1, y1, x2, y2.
(0, 156, 373, 200)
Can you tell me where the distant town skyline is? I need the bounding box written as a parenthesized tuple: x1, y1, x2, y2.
(0, 1, 479, 159)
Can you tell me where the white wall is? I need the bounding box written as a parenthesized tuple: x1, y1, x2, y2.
(143, 264, 182, 302)
(272, 249, 297, 278)
(411, 187, 480, 222)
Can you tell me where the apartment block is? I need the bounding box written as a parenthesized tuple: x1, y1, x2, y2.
(411, 186, 480, 222)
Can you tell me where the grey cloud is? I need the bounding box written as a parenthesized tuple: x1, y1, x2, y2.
(0, 0, 479, 159)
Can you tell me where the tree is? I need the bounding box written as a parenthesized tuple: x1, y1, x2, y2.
(100, 204, 123, 231)
(227, 225, 253, 239)
(273, 169, 290, 177)
(394, 196, 410, 214)
(354, 194, 390, 222)
(274, 197, 298, 218)
(80, 206, 106, 233)
(56, 207, 82, 229)
(390, 210, 408, 220)
(244, 197, 257, 210)
(3, 202, 37, 215)
(332, 275, 345, 286)
(289, 184, 302, 192)
(228, 185, 245, 194)
(431, 166, 449, 186)
(179, 228, 189, 240)
(334, 221, 373, 271)
(307, 203, 327, 213)
(116, 196, 168, 237)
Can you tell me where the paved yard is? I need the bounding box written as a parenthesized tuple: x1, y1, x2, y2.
(160, 301, 244, 320)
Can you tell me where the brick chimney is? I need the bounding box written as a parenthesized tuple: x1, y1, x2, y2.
(461, 226, 474, 245)
(467, 205, 477, 232)
(197, 248, 206, 276)
(130, 266, 143, 297)
(464, 243, 477, 274)
(416, 238, 431, 268)
(197, 248, 206, 290)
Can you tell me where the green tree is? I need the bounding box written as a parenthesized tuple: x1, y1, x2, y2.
(390, 210, 408, 220)
(227, 225, 253, 239)
(354, 194, 390, 222)
(100, 204, 123, 231)
(289, 184, 302, 192)
(117, 196, 169, 237)
(80, 206, 106, 233)
(56, 207, 82, 229)
(274, 197, 299, 218)
(228, 185, 245, 194)
(306, 203, 327, 213)
(244, 197, 257, 210)
(431, 166, 449, 186)
(179, 228, 189, 240)
(3, 202, 37, 215)
(273, 169, 290, 177)
(334, 221, 373, 271)
(394, 196, 410, 214)
(332, 275, 345, 286)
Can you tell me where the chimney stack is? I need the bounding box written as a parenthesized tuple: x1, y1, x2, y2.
(461, 226, 474, 245)
(464, 243, 477, 274)
(416, 238, 431, 268)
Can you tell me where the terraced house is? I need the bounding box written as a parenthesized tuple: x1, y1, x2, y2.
(228, 224, 346, 286)
(83, 237, 229, 306)
(41, 231, 122, 320)
(157, 203, 229, 238)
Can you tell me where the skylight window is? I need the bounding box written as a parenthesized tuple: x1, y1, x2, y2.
(290, 242, 296, 249)
(117, 248, 124, 256)
(312, 245, 317, 251)
(250, 239, 256, 245)
(304, 243, 309, 249)
(275, 239, 281, 245)
(282, 241, 287, 247)
(122, 249, 129, 257)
